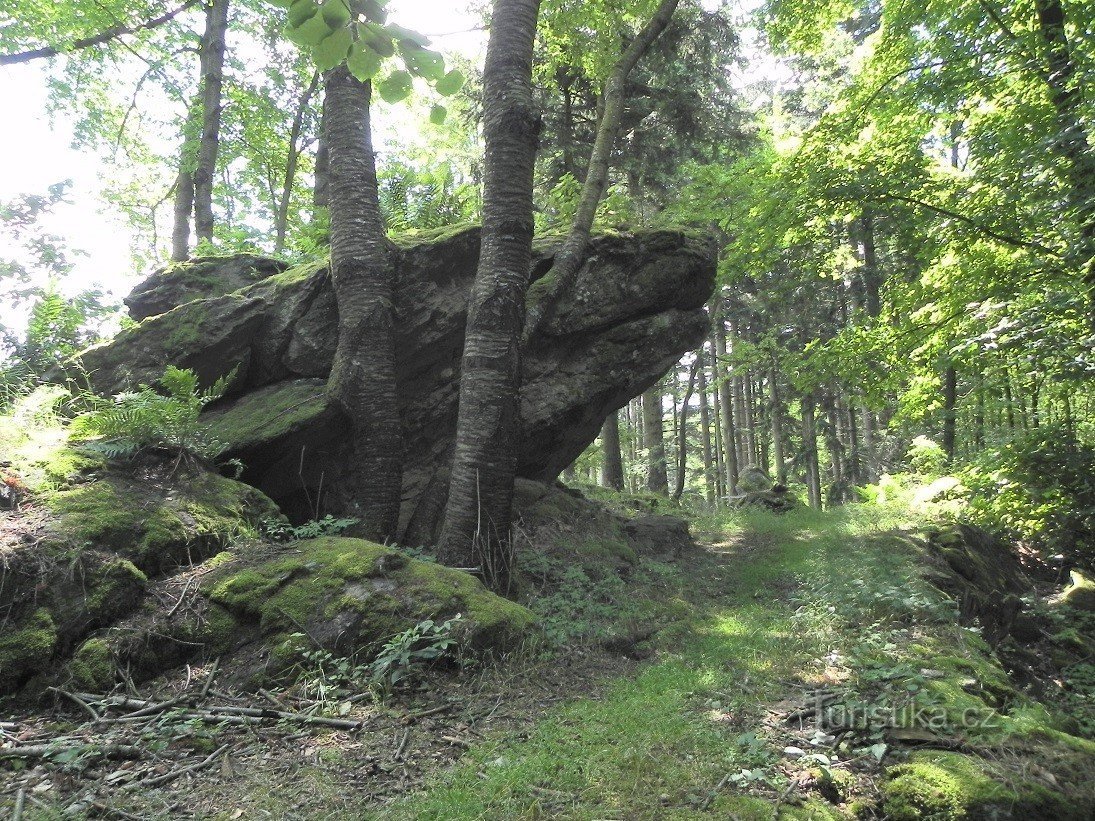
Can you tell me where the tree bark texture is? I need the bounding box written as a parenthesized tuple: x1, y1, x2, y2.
(194, 0, 229, 245)
(601, 410, 624, 490)
(643, 384, 669, 493)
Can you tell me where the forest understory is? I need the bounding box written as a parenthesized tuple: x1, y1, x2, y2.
(3, 490, 1094, 820)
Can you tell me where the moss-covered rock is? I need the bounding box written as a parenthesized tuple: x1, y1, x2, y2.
(0, 609, 58, 691)
(882, 751, 1073, 820)
(1061, 570, 1095, 612)
(66, 638, 116, 691)
(204, 537, 537, 669)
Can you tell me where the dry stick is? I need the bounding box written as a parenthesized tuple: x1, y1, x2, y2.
(77, 692, 367, 730)
(165, 576, 196, 618)
(700, 770, 735, 812)
(405, 703, 454, 721)
(47, 687, 101, 721)
(134, 743, 230, 789)
(12, 788, 25, 821)
(394, 728, 411, 760)
(198, 656, 221, 701)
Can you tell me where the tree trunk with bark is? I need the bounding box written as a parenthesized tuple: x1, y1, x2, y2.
(942, 365, 957, 462)
(193, 0, 229, 247)
(643, 385, 669, 494)
(601, 410, 624, 490)
(324, 68, 402, 541)
(697, 349, 715, 504)
(437, 0, 541, 591)
(715, 319, 739, 494)
(672, 361, 699, 502)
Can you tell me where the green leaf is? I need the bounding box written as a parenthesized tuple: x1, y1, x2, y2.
(346, 41, 383, 82)
(313, 27, 353, 71)
(385, 23, 430, 47)
(377, 70, 413, 103)
(287, 0, 319, 28)
(400, 43, 445, 81)
(434, 69, 465, 97)
(361, 0, 387, 23)
(286, 12, 332, 47)
(321, 0, 352, 29)
(357, 21, 395, 58)
(429, 104, 447, 125)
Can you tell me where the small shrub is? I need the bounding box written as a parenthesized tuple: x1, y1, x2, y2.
(73, 365, 234, 461)
(261, 514, 360, 542)
(369, 615, 464, 693)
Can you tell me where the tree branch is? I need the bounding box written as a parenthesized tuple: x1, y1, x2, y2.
(0, 1, 199, 66)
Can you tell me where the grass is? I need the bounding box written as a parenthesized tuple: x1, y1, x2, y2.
(377, 502, 936, 819)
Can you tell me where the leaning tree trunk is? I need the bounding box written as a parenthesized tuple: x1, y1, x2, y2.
(324, 68, 402, 541)
(193, 0, 229, 247)
(275, 70, 321, 254)
(522, 0, 679, 340)
(601, 410, 624, 490)
(437, 0, 542, 590)
(643, 384, 669, 494)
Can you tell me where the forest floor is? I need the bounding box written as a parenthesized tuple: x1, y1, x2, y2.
(3, 501, 1094, 819)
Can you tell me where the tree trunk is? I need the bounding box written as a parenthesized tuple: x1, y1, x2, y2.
(438, 0, 541, 590)
(672, 361, 699, 502)
(802, 393, 822, 509)
(715, 319, 739, 493)
(171, 157, 196, 262)
(769, 365, 786, 484)
(523, 0, 679, 340)
(697, 349, 715, 504)
(1034, 0, 1095, 327)
(601, 410, 624, 490)
(275, 70, 321, 254)
(942, 365, 957, 462)
(643, 385, 669, 494)
(193, 0, 229, 247)
(324, 68, 402, 541)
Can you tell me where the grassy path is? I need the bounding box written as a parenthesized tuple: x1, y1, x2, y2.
(379, 506, 927, 819)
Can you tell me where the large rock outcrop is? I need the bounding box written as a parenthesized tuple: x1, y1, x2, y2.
(79, 226, 716, 542)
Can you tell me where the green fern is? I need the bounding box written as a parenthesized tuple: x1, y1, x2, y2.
(73, 366, 235, 461)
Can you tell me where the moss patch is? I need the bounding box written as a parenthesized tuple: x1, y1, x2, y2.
(882, 751, 1070, 820)
(67, 638, 115, 691)
(205, 537, 536, 667)
(202, 379, 329, 451)
(0, 609, 58, 691)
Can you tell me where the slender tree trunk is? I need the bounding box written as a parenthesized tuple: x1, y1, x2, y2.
(743, 373, 757, 468)
(643, 385, 669, 493)
(709, 344, 725, 502)
(697, 349, 715, 504)
(438, 0, 541, 590)
(802, 393, 822, 509)
(193, 0, 229, 246)
(942, 365, 957, 462)
(324, 69, 402, 541)
(275, 70, 321, 254)
(601, 410, 624, 490)
(171, 160, 196, 261)
(715, 320, 739, 494)
(523, 0, 679, 339)
(769, 365, 787, 484)
(823, 391, 845, 504)
(672, 361, 699, 502)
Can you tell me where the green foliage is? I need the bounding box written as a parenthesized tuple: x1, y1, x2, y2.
(72, 366, 234, 461)
(958, 425, 1095, 569)
(367, 615, 465, 692)
(261, 513, 360, 542)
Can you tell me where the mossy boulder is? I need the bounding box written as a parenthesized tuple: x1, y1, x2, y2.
(1060, 570, 1095, 612)
(203, 537, 536, 667)
(881, 751, 1075, 820)
(0, 609, 58, 691)
(83, 228, 716, 539)
(0, 436, 285, 695)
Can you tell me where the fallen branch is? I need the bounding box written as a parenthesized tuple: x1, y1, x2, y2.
(0, 743, 145, 761)
(133, 743, 229, 789)
(47, 687, 102, 722)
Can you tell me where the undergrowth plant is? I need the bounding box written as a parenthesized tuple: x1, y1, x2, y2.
(72, 365, 234, 461)
(369, 615, 465, 695)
